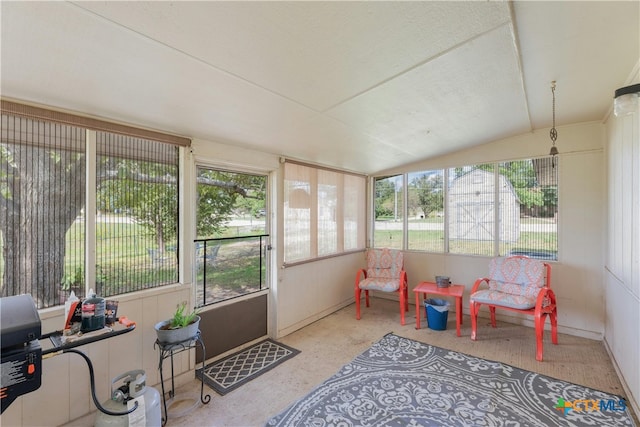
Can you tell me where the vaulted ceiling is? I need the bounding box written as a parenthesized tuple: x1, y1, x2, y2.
(1, 1, 638, 174)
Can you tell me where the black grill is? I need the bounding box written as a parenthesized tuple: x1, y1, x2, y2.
(1, 294, 42, 414)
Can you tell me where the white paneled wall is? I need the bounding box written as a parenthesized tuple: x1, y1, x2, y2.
(278, 122, 611, 342)
(604, 73, 640, 416)
(1, 285, 193, 427)
(275, 253, 363, 337)
(376, 121, 607, 339)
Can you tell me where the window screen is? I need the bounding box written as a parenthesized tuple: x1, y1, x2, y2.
(284, 162, 365, 263)
(373, 157, 558, 260)
(407, 170, 444, 252)
(96, 133, 179, 296)
(1, 114, 86, 307)
(373, 175, 404, 249)
(1, 102, 185, 308)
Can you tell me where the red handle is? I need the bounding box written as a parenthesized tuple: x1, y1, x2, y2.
(117, 316, 136, 327)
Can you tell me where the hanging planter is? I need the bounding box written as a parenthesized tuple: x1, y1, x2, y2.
(154, 303, 200, 345)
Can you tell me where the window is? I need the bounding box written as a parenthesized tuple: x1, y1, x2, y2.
(407, 170, 444, 251)
(373, 175, 404, 249)
(343, 174, 364, 251)
(448, 164, 496, 256)
(284, 161, 365, 263)
(496, 158, 558, 260)
(374, 157, 558, 260)
(1, 116, 86, 308)
(96, 133, 179, 296)
(1, 102, 187, 308)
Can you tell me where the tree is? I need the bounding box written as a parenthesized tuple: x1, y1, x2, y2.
(1, 143, 85, 306)
(98, 164, 267, 247)
(464, 161, 550, 212)
(374, 177, 396, 219)
(195, 169, 266, 238)
(412, 173, 444, 218)
(97, 157, 178, 252)
(498, 161, 545, 210)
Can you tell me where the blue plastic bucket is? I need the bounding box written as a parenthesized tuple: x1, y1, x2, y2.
(425, 298, 450, 331)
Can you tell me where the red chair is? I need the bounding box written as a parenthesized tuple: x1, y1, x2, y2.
(469, 255, 557, 361)
(355, 248, 408, 325)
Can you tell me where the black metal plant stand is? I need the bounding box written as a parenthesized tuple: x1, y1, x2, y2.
(154, 331, 210, 426)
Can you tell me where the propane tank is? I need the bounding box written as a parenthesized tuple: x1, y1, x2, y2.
(95, 370, 161, 427)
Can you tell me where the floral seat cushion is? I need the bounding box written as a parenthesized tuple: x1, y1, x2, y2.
(470, 289, 537, 310)
(358, 277, 401, 292)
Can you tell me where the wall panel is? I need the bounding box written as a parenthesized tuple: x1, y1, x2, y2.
(604, 73, 640, 416)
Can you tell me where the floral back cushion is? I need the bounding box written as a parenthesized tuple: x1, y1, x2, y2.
(488, 257, 546, 299)
(366, 248, 403, 280)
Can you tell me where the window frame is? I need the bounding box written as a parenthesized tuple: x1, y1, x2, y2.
(283, 160, 366, 266)
(193, 165, 270, 306)
(373, 156, 559, 261)
(0, 101, 188, 308)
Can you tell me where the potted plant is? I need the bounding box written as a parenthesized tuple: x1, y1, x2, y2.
(154, 302, 201, 344)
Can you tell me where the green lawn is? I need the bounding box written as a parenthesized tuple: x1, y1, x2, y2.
(374, 229, 557, 258)
(2, 217, 554, 303)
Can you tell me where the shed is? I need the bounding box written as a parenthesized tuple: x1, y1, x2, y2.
(448, 169, 520, 242)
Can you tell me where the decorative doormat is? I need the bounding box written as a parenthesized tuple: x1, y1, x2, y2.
(267, 333, 636, 427)
(196, 339, 299, 395)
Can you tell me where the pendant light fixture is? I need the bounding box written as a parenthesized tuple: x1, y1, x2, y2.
(549, 81, 558, 168)
(614, 83, 640, 117)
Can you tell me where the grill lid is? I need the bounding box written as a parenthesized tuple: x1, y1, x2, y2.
(0, 294, 41, 349)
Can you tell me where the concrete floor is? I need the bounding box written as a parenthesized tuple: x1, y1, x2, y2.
(160, 299, 637, 427)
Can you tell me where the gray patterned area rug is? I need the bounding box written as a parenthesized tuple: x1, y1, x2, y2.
(266, 333, 635, 427)
(196, 339, 299, 395)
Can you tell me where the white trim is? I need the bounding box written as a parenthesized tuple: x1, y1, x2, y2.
(276, 298, 353, 338)
(194, 156, 277, 175)
(179, 146, 194, 286)
(85, 130, 96, 291)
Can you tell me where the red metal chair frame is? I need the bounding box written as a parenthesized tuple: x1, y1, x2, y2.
(469, 256, 558, 361)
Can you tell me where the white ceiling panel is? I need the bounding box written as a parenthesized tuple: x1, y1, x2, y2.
(74, 1, 512, 111)
(273, 114, 410, 173)
(327, 24, 530, 159)
(514, 1, 640, 128)
(1, 1, 638, 174)
(1, 2, 318, 150)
